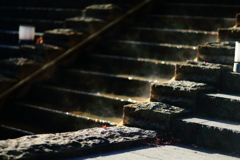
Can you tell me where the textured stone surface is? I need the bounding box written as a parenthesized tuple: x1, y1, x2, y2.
(0, 127, 156, 160)
(197, 93, 240, 122)
(124, 102, 190, 122)
(0, 58, 41, 79)
(150, 80, 215, 109)
(65, 16, 107, 33)
(20, 44, 64, 63)
(83, 4, 124, 20)
(175, 61, 232, 87)
(197, 41, 235, 65)
(43, 28, 86, 48)
(173, 117, 240, 154)
(123, 102, 190, 131)
(218, 27, 240, 42)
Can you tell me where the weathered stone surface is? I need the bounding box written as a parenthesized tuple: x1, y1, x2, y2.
(43, 28, 86, 48)
(197, 93, 240, 122)
(197, 41, 235, 65)
(123, 102, 190, 122)
(175, 61, 232, 87)
(0, 58, 41, 79)
(83, 4, 124, 20)
(218, 27, 240, 42)
(220, 71, 240, 93)
(0, 127, 156, 160)
(65, 16, 107, 34)
(173, 117, 240, 154)
(150, 80, 215, 109)
(20, 44, 64, 63)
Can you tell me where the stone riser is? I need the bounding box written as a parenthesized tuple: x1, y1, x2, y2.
(74, 53, 176, 79)
(118, 28, 217, 46)
(49, 69, 152, 98)
(134, 14, 234, 31)
(0, 7, 83, 21)
(98, 40, 197, 61)
(173, 117, 240, 154)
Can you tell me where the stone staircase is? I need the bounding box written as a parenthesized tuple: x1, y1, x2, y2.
(0, 0, 240, 156)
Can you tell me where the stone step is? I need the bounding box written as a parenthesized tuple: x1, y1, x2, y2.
(74, 53, 176, 79)
(175, 61, 232, 88)
(153, 3, 240, 18)
(0, 6, 83, 20)
(133, 14, 234, 31)
(197, 93, 240, 122)
(97, 40, 197, 61)
(150, 80, 216, 109)
(24, 85, 147, 118)
(0, 30, 42, 46)
(49, 69, 166, 98)
(118, 27, 217, 46)
(0, 17, 64, 32)
(220, 72, 240, 94)
(197, 41, 235, 65)
(1, 101, 116, 134)
(0, 45, 20, 60)
(173, 116, 240, 154)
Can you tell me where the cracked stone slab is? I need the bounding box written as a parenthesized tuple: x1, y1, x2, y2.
(83, 4, 124, 20)
(218, 27, 240, 42)
(175, 60, 232, 87)
(65, 16, 107, 34)
(197, 41, 235, 65)
(150, 80, 215, 109)
(0, 127, 156, 160)
(43, 28, 87, 48)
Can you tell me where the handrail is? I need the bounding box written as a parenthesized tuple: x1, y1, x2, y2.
(0, 0, 152, 101)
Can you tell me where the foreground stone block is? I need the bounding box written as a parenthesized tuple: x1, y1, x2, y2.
(43, 28, 86, 48)
(65, 16, 107, 34)
(123, 102, 190, 131)
(218, 27, 240, 42)
(175, 61, 232, 87)
(197, 41, 235, 65)
(0, 58, 41, 80)
(20, 44, 64, 63)
(0, 127, 156, 160)
(150, 80, 215, 109)
(83, 4, 124, 21)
